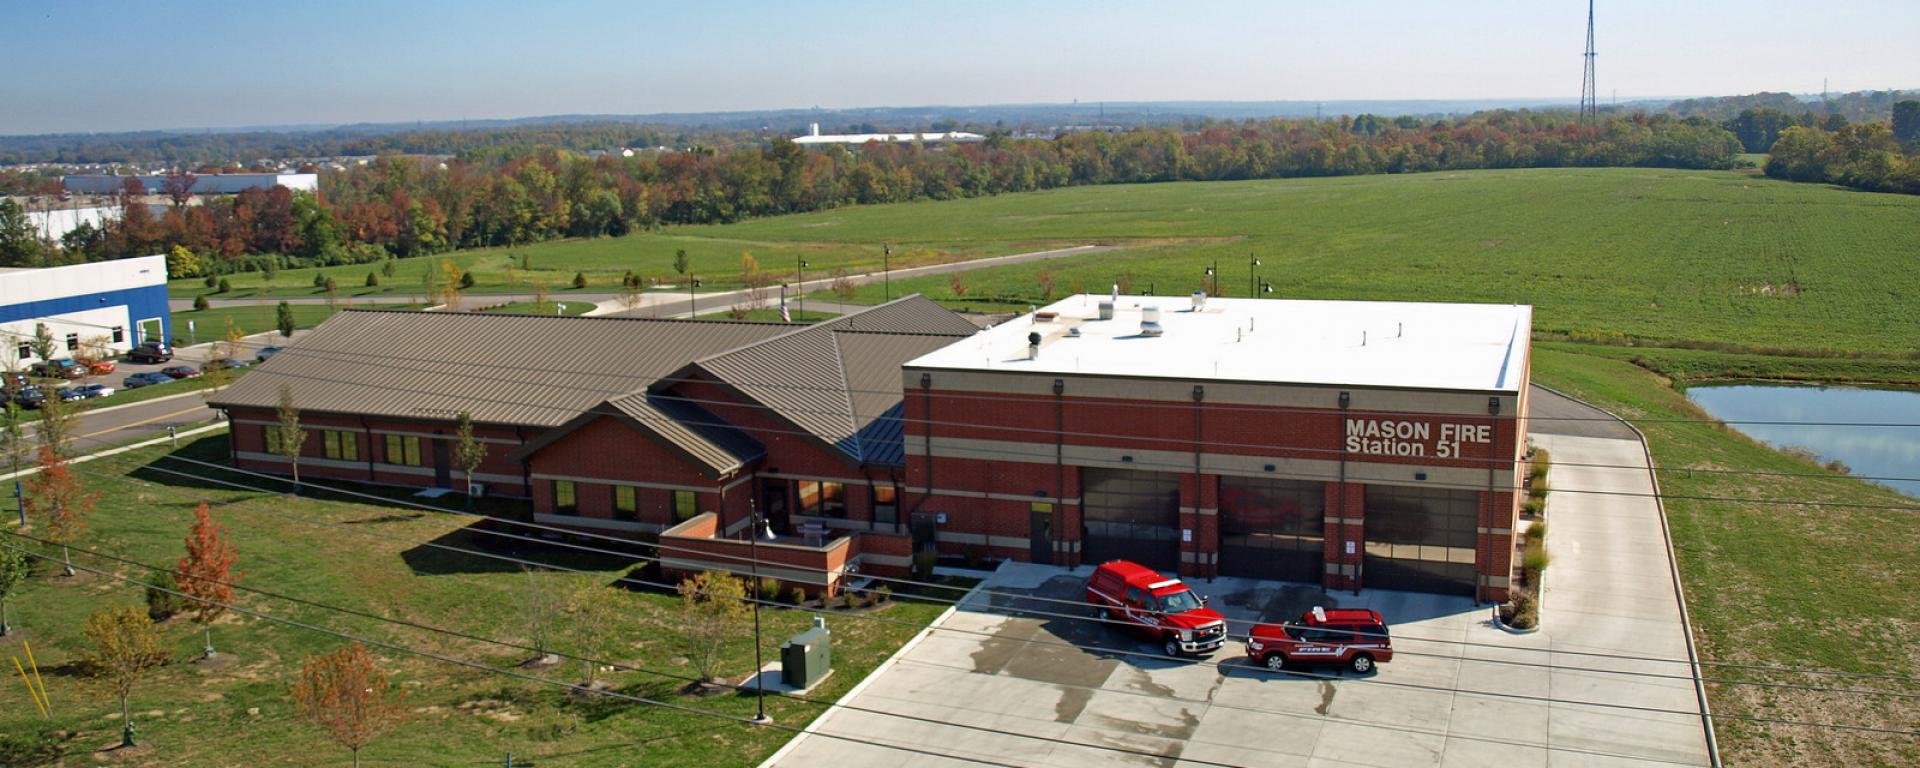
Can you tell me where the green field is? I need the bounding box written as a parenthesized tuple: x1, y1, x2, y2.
(472, 300, 595, 317)
(169, 303, 424, 344)
(0, 436, 950, 767)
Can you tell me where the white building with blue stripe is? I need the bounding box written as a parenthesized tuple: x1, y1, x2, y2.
(0, 255, 170, 367)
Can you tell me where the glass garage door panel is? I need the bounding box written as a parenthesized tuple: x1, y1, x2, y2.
(1219, 477, 1324, 582)
(1362, 485, 1479, 596)
(1081, 468, 1181, 571)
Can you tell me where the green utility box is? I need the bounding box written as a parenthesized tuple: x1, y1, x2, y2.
(781, 617, 832, 690)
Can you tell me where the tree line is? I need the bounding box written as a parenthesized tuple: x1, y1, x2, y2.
(1761, 101, 1920, 194)
(4, 110, 1753, 270)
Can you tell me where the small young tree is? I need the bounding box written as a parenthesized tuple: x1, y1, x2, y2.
(33, 380, 76, 458)
(263, 260, 278, 286)
(292, 643, 406, 768)
(739, 251, 759, 282)
(676, 570, 750, 685)
(830, 268, 857, 301)
(570, 271, 587, 289)
(515, 567, 563, 665)
(380, 258, 396, 279)
(26, 446, 96, 576)
(1036, 267, 1056, 302)
(453, 411, 486, 510)
(82, 605, 167, 747)
(0, 545, 27, 636)
(275, 385, 308, 493)
(176, 503, 240, 659)
(457, 270, 475, 290)
(531, 280, 551, 315)
(28, 323, 57, 369)
(672, 248, 691, 279)
(276, 300, 296, 339)
(193, 295, 210, 311)
(364, 271, 379, 288)
(564, 582, 626, 686)
(216, 277, 232, 293)
(948, 272, 969, 297)
(617, 280, 645, 313)
(2, 399, 28, 481)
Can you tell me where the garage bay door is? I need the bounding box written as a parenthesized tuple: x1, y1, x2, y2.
(1362, 485, 1480, 596)
(1218, 477, 1324, 582)
(1081, 468, 1181, 572)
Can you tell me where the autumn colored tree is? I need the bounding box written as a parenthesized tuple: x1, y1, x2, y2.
(437, 258, 464, 309)
(160, 169, 198, 208)
(676, 571, 750, 685)
(176, 503, 241, 659)
(82, 605, 167, 747)
(292, 643, 407, 768)
(274, 384, 308, 493)
(25, 446, 97, 576)
(453, 411, 486, 510)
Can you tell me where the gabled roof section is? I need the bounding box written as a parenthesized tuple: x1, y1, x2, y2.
(679, 295, 977, 465)
(506, 395, 764, 477)
(207, 310, 790, 428)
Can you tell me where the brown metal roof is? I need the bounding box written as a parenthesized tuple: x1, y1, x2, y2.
(207, 310, 790, 428)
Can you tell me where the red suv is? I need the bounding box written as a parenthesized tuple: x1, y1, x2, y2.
(1085, 560, 1227, 657)
(1246, 607, 1393, 674)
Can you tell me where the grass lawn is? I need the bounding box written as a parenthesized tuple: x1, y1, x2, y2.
(169, 303, 422, 343)
(472, 300, 596, 316)
(1533, 348, 1920, 767)
(0, 434, 953, 767)
(692, 309, 839, 323)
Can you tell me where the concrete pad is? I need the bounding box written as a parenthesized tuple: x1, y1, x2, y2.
(1310, 720, 1448, 767)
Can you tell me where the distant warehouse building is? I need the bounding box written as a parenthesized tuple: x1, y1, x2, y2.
(61, 173, 318, 196)
(0, 254, 170, 367)
(900, 295, 1533, 601)
(792, 123, 984, 146)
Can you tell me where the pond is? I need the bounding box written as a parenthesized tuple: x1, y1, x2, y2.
(1686, 383, 1920, 499)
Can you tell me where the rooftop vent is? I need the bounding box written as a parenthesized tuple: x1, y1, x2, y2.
(1027, 331, 1042, 360)
(1097, 301, 1114, 320)
(1190, 291, 1207, 311)
(1140, 306, 1163, 337)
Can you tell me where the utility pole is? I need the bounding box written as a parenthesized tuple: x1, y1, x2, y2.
(795, 258, 809, 319)
(1580, 0, 1598, 124)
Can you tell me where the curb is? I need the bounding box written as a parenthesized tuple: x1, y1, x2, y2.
(754, 574, 990, 767)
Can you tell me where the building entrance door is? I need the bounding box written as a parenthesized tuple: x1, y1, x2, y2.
(1080, 469, 1180, 571)
(1029, 502, 1053, 564)
(432, 439, 451, 488)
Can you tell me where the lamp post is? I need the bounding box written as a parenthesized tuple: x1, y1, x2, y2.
(1248, 254, 1261, 298)
(747, 501, 773, 725)
(1260, 279, 1274, 296)
(688, 278, 702, 318)
(795, 258, 809, 319)
(1203, 260, 1217, 296)
(882, 244, 892, 301)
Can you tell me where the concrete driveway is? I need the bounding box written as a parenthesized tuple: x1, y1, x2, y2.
(767, 433, 1712, 768)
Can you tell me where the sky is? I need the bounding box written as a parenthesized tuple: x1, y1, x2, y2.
(2, 0, 1916, 135)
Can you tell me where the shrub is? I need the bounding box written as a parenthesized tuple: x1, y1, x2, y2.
(322, 277, 337, 292)
(1522, 538, 1551, 577)
(1505, 590, 1539, 629)
(758, 576, 780, 602)
(1520, 497, 1544, 517)
(216, 277, 232, 293)
(193, 295, 210, 311)
(788, 586, 808, 606)
(203, 275, 218, 288)
(1528, 520, 1548, 542)
(313, 273, 328, 288)
(365, 272, 380, 287)
(145, 570, 189, 621)
(571, 272, 587, 289)
(459, 271, 476, 289)
(381, 258, 397, 278)
(874, 585, 892, 605)
(1528, 476, 1549, 501)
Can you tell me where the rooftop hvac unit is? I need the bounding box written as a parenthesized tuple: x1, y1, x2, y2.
(1097, 300, 1114, 320)
(1190, 291, 1207, 311)
(1140, 306, 1163, 337)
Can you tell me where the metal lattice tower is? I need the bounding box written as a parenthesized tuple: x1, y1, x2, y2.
(1579, 0, 1598, 124)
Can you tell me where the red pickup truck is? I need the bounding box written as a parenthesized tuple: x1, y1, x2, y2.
(1246, 607, 1393, 674)
(1085, 560, 1228, 658)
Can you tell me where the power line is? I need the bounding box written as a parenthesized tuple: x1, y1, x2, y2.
(50, 443, 1920, 723)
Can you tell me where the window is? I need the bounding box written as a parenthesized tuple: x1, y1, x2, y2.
(64, 334, 78, 352)
(383, 434, 422, 466)
(873, 485, 899, 526)
(323, 430, 358, 461)
(614, 485, 638, 520)
(673, 490, 697, 521)
(554, 480, 577, 515)
(15, 344, 29, 360)
(798, 480, 846, 518)
(111, 326, 125, 343)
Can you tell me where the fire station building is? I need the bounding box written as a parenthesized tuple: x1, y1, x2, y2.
(901, 294, 1532, 601)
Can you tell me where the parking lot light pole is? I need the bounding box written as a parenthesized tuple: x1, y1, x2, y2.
(747, 502, 772, 725)
(1248, 254, 1261, 298)
(1203, 261, 1217, 296)
(688, 278, 702, 318)
(882, 244, 892, 301)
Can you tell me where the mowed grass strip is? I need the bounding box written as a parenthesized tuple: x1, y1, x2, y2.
(0, 435, 945, 767)
(1534, 349, 1920, 768)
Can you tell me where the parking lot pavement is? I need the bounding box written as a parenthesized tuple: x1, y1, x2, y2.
(769, 435, 1712, 767)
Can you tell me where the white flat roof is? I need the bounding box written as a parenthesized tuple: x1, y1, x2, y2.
(907, 295, 1531, 392)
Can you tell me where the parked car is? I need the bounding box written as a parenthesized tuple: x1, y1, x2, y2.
(255, 345, 285, 362)
(1084, 559, 1228, 657)
(78, 383, 115, 398)
(1, 372, 27, 390)
(29, 359, 87, 380)
(13, 387, 45, 408)
(160, 366, 200, 379)
(127, 342, 173, 364)
(123, 372, 173, 389)
(76, 357, 116, 375)
(1245, 607, 1393, 674)
(54, 386, 86, 403)
(201, 357, 251, 373)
